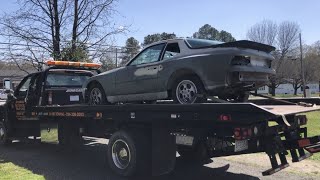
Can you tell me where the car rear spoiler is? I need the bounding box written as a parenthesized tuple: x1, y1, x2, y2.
(211, 40, 276, 53)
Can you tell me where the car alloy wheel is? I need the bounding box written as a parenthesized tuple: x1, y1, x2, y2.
(89, 88, 103, 105)
(112, 139, 131, 169)
(176, 80, 198, 104)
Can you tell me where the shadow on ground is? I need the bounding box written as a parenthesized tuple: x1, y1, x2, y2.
(0, 138, 260, 180)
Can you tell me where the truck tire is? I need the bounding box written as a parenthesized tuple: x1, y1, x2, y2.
(172, 75, 207, 104)
(107, 130, 150, 177)
(0, 122, 11, 145)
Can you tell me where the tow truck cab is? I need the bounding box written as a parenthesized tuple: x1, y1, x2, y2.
(4, 61, 101, 137)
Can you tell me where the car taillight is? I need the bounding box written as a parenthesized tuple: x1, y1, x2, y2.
(231, 56, 251, 66)
(234, 127, 253, 140)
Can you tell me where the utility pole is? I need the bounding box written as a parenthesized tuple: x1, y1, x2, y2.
(299, 33, 306, 98)
(115, 48, 118, 68)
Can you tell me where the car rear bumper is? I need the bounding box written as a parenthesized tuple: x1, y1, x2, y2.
(204, 66, 274, 95)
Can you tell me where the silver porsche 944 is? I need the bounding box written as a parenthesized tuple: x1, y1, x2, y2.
(83, 38, 275, 104)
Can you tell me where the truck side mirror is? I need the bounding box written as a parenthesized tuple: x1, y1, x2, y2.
(4, 79, 13, 94)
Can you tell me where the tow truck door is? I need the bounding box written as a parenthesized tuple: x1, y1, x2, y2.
(11, 73, 39, 120)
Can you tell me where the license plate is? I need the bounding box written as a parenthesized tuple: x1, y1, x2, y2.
(235, 140, 248, 152)
(70, 95, 80, 102)
(176, 136, 194, 146)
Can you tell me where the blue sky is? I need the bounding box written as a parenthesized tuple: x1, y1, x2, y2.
(1, 0, 319, 46)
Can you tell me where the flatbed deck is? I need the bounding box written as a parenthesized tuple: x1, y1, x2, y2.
(250, 97, 320, 105)
(36, 103, 320, 123)
(260, 105, 320, 115)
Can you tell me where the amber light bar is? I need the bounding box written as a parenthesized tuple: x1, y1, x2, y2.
(46, 60, 101, 69)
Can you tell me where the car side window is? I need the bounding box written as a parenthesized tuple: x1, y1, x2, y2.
(16, 76, 32, 97)
(129, 44, 165, 66)
(162, 43, 181, 60)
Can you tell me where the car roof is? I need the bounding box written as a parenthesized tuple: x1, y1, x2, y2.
(145, 38, 185, 48)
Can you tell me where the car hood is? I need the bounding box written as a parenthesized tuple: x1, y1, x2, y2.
(96, 66, 125, 77)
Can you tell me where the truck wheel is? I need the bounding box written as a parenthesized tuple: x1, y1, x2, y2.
(88, 83, 107, 105)
(107, 130, 150, 177)
(172, 75, 206, 104)
(0, 122, 11, 145)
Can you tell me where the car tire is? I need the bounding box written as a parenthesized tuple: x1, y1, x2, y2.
(0, 121, 11, 146)
(107, 130, 150, 177)
(87, 83, 107, 105)
(172, 75, 206, 104)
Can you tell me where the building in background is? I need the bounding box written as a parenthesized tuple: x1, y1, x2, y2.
(0, 70, 30, 90)
(257, 83, 319, 95)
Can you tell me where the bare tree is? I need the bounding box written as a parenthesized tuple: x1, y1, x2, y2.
(247, 20, 277, 46)
(247, 20, 300, 96)
(0, 0, 126, 71)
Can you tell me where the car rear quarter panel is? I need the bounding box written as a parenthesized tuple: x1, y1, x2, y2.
(159, 51, 234, 92)
(160, 47, 274, 93)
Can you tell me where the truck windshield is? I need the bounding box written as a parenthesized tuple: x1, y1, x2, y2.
(46, 72, 91, 87)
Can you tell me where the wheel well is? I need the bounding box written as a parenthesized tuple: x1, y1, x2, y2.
(85, 80, 103, 99)
(167, 69, 202, 92)
(86, 80, 100, 89)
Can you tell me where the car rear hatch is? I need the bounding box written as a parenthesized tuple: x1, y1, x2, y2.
(44, 69, 92, 105)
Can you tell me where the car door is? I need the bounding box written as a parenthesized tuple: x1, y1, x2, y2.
(115, 43, 166, 96)
(157, 42, 182, 92)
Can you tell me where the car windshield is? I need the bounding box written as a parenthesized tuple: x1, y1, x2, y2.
(185, 38, 224, 49)
(46, 71, 92, 87)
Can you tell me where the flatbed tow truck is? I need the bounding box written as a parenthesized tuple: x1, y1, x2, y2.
(1, 61, 320, 177)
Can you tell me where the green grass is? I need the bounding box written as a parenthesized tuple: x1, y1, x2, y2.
(273, 93, 320, 98)
(303, 111, 320, 161)
(0, 160, 44, 180)
(40, 128, 58, 143)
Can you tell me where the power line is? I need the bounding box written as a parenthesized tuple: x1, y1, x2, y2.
(0, 33, 140, 49)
